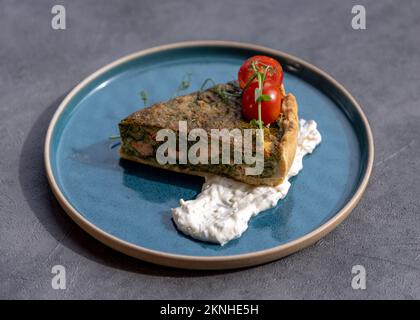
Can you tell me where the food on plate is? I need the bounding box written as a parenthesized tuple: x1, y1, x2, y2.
(119, 83, 299, 187)
(172, 119, 321, 245)
(241, 81, 283, 125)
(238, 55, 284, 89)
(117, 55, 321, 245)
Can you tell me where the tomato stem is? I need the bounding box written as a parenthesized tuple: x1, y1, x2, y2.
(254, 63, 271, 131)
(243, 73, 257, 90)
(256, 72, 263, 131)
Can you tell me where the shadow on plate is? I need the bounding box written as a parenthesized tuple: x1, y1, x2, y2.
(120, 159, 203, 204)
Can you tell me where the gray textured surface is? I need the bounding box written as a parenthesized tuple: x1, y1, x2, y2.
(0, 0, 419, 299)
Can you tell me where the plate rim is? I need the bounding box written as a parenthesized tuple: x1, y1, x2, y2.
(44, 40, 374, 270)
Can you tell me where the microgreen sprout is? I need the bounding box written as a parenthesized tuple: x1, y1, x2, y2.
(249, 61, 272, 132)
(200, 78, 217, 91)
(139, 90, 148, 106)
(173, 72, 192, 97)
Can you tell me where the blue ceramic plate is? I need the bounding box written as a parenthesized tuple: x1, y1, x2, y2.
(45, 41, 373, 269)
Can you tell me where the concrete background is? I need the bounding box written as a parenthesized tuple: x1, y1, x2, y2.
(0, 0, 419, 299)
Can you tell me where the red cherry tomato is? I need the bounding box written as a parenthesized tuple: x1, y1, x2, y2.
(241, 82, 282, 125)
(238, 55, 283, 89)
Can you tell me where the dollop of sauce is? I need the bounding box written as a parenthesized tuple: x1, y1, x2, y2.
(172, 119, 322, 245)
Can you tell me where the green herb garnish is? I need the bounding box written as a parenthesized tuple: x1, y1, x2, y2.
(200, 78, 217, 91)
(139, 90, 148, 106)
(173, 72, 192, 97)
(259, 94, 271, 102)
(108, 135, 120, 140)
(250, 119, 264, 127)
(250, 61, 272, 131)
(110, 141, 121, 149)
(214, 84, 229, 102)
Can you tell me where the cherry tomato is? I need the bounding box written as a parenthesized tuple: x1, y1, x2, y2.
(238, 55, 283, 89)
(241, 82, 282, 125)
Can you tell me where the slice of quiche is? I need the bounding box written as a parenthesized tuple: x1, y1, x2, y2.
(118, 81, 298, 186)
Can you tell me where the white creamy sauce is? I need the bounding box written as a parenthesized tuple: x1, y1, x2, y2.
(172, 119, 322, 245)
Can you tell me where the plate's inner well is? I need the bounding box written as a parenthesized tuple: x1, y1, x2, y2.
(50, 47, 366, 256)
